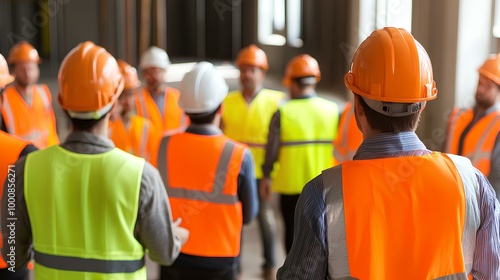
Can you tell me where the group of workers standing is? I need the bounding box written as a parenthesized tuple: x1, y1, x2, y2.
(1, 26, 500, 280)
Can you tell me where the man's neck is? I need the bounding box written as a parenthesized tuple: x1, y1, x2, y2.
(241, 86, 262, 103)
(147, 85, 166, 99)
(15, 83, 32, 101)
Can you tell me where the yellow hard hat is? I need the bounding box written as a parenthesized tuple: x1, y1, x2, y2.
(58, 41, 124, 119)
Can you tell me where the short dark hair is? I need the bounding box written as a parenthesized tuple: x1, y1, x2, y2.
(356, 94, 421, 133)
(187, 105, 221, 125)
(66, 111, 108, 132)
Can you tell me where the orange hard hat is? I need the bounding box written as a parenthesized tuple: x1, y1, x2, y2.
(8, 41, 41, 64)
(478, 54, 500, 86)
(235, 44, 269, 71)
(0, 54, 14, 87)
(282, 54, 321, 87)
(58, 41, 124, 119)
(117, 60, 141, 91)
(344, 27, 437, 104)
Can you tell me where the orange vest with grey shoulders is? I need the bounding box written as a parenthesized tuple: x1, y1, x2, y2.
(156, 133, 245, 257)
(323, 153, 479, 279)
(2, 84, 59, 149)
(445, 108, 500, 176)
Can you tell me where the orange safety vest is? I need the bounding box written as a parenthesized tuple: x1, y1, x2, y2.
(1, 84, 59, 149)
(156, 133, 245, 257)
(108, 115, 159, 164)
(0, 131, 29, 268)
(323, 153, 476, 279)
(135, 87, 189, 136)
(445, 108, 500, 176)
(333, 102, 363, 165)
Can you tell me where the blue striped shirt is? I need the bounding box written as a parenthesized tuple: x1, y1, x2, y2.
(277, 132, 500, 279)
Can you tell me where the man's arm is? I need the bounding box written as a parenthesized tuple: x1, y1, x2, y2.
(237, 149, 258, 224)
(1, 157, 32, 268)
(260, 110, 281, 200)
(134, 162, 185, 266)
(487, 132, 500, 200)
(471, 171, 500, 279)
(277, 175, 328, 280)
(262, 110, 281, 178)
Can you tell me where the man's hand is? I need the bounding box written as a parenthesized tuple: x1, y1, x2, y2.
(259, 177, 273, 201)
(173, 218, 190, 246)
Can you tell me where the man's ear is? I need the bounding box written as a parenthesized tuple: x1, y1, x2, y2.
(353, 94, 364, 118)
(218, 103, 224, 115)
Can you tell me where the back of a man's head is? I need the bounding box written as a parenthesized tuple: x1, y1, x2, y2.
(58, 41, 123, 132)
(344, 27, 438, 133)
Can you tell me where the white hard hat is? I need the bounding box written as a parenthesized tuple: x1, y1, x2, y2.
(139, 46, 171, 70)
(179, 62, 228, 114)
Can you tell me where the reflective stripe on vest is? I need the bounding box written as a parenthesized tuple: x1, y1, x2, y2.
(157, 133, 244, 257)
(323, 153, 478, 279)
(222, 89, 285, 179)
(445, 108, 500, 176)
(333, 102, 363, 164)
(1, 85, 59, 148)
(25, 146, 146, 279)
(0, 131, 29, 268)
(273, 97, 338, 194)
(135, 87, 188, 135)
(34, 251, 145, 273)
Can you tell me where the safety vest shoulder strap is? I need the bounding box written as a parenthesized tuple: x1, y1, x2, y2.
(35, 84, 52, 112)
(321, 165, 351, 278)
(446, 154, 481, 271)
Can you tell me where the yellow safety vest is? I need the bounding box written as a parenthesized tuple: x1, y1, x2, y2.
(222, 88, 285, 179)
(274, 96, 338, 194)
(25, 146, 146, 280)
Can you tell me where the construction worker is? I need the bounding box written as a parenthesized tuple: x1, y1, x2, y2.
(333, 101, 363, 164)
(260, 54, 339, 254)
(1, 41, 189, 279)
(108, 60, 160, 164)
(221, 44, 285, 279)
(278, 27, 500, 279)
(0, 53, 36, 280)
(1, 41, 59, 149)
(157, 62, 258, 280)
(444, 54, 500, 199)
(136, 46, 188, 135)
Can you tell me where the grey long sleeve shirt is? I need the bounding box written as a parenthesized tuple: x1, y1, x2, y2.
(1, 131, 182, 268)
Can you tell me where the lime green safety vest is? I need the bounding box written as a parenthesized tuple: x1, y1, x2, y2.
(25, 145, 146, 280)
(274, 96, 339, 194)
(222, 88, 285, 179)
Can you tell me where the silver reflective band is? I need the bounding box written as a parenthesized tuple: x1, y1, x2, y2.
(158, 137, 239, 205)
(35, 251, 144, 273)
(280, 140, 333, 146)
(361, 96, 425, 117)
